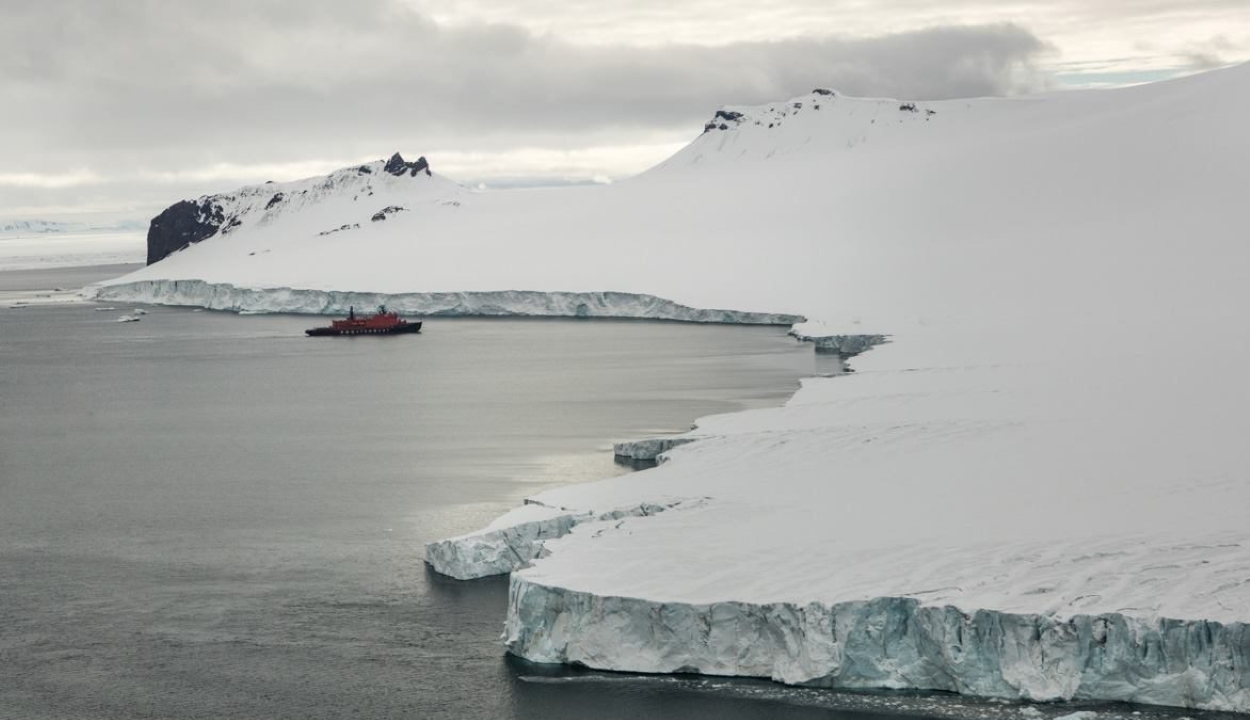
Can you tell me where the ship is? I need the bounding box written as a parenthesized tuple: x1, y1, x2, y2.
(305, 306, 422, 337)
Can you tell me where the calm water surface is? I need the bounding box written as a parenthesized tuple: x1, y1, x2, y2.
(2, 265, 880, 720)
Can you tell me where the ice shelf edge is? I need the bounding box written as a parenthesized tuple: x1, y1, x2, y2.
(505, 574, 1250, 713)
(87, 279, 805, 326)
(424, 502, 682, 581)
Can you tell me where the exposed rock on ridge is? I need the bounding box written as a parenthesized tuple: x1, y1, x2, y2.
(384, 152, 430, 177)
(146, 199, 228, 265)
(144, 152, 433, 264)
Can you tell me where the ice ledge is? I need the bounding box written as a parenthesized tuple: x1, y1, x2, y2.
(505, 575, 1250, 712)
(788, 327, 889, 356)
(612, 436, 700, 463)
(424, 501, 684, 580)
(86, 279, 804, 325)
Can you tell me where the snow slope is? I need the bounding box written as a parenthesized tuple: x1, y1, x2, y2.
(96, 65, 1250, 710)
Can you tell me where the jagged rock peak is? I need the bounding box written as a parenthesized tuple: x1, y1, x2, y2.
(384, 152, 431, 177)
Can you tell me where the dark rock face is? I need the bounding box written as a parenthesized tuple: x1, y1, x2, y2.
(704, 110, 746, 133)
(146, 152, 432, 265)
(146, 199, 227, 265)
(383, 153, 431, 177)
(371, 206, 406, 222)
(318, 223, 361, 236)
(812, 88, 836, 96)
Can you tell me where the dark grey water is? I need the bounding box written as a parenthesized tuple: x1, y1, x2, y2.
(1, 265, 880, 720)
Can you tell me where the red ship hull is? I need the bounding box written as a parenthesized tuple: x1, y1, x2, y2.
(306, 309, 422, 337)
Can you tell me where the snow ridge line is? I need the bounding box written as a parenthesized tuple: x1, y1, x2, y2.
(424, 501, 686, 581)
(505, 576, 1250, 712)
(86, 279, 804, 325)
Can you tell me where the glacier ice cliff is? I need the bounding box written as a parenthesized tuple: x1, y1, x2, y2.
(787, 328, 889, 356)
(505, 576, 1250, 712)
(86, 279, 804, 326)
(612, 437, 699, 463)
(425, 501, 682, 580)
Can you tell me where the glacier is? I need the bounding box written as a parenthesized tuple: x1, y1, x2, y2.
(425, 500, 686, 581)
(86, 279, 803, 325)
(84, 64, 1250, 712)
(505, 576, 1250, 711)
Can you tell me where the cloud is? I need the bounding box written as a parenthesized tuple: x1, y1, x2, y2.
(0, 0, 1049, 216)
(0, 170, 101, 189)
(1183, 52, 1229, 71)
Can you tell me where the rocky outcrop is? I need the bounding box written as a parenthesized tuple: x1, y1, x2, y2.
(371, 206, 406, 222)
(144, 152, 434, 265)
(704, 110, 747, 133)
(383, 152, 430, 177)
(146, 198, 229, 265)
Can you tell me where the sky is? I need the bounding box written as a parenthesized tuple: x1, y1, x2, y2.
(1, 0, 1246, 223)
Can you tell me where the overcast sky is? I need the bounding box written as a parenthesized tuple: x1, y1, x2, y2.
(1, 0, 1246, 221)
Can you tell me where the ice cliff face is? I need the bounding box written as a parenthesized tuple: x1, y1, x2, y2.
(505, 576, 1250, 712)
(612, 436, 698, 462)
(425, 501, 682, 581)
(144, 152, 436, 264)
(88, 280, 803, 325)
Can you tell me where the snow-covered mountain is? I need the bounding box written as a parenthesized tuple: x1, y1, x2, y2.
(143, 153, 446, 265)
(92, 64, 1250, 711)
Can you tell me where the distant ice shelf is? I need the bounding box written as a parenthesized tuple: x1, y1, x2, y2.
(86, 280, 804, 326)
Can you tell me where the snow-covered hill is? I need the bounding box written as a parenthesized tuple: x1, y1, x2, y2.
(92, 64, 1250, 711)
(140, 153, 450, 265)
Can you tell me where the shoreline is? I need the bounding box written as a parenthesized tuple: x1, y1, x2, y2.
(51, 274, 1250, 714)
(87, 279, 805, 326)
